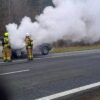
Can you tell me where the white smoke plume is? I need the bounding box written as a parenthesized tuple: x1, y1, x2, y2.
(6, 0, 100, 49)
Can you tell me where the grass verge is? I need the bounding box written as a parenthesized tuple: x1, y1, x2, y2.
(51, 44, 100, 53)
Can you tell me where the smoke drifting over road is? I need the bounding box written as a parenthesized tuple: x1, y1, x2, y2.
(6, 0, 100, 49)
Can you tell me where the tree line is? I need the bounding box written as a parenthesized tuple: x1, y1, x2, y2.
(0, 0, 52, 36)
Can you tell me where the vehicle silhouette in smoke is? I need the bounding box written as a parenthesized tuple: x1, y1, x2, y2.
(12, 43, 52, 59)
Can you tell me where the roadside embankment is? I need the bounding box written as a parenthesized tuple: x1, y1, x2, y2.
(59, 87, 100, 100)
(39, 82, 100, 100)
(51, 45, 100, 53)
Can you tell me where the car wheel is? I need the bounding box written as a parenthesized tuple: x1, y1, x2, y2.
(41, 47, 49, 55)
(16, 51, 22, 57)
(12, 50, 18, 59)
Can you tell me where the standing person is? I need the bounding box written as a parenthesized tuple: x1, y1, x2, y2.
(2, 32, 12, 62)
(25, 33, 33, 60)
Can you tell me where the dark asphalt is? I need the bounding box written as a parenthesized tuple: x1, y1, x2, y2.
(0, 50, 100, 100)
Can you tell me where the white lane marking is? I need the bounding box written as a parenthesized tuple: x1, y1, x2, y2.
(0, 69, 30, 76)
(0, 61, 5, 64)
(0, 59, 27, 64)
(36, 82, 100, 100)
(12, 59, 27, 63)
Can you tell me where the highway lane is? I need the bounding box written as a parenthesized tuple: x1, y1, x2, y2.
(0, 50, 100, 100)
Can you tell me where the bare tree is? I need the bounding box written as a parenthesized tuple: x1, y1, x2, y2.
(0, 0, 52, 36)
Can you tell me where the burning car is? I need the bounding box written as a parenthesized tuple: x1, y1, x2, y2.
(12, 43, 52, 59)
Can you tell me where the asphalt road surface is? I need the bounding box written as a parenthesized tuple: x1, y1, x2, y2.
(0, 50, 100, 100)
